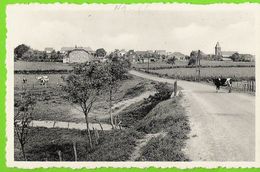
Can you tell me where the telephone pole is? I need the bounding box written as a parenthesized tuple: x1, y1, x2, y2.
(196, 50, 201, 82)
(147, 55, 150, 72)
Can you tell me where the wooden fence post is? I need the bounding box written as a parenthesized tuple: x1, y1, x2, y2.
(44, 152, 48, 161)
(96, 120, 104, 133)
(174, 81, 177, 96)
(73, 141, 78, 161)
(93, 127, 98, 145)
(58, 150, 62, 161)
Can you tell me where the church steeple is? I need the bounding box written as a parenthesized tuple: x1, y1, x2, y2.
(215, 42, 222, 56)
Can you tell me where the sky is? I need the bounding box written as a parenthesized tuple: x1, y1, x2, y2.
(7, 4, 258, 55)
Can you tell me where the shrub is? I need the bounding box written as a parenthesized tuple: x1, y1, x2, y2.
(119, 83, 173, 127)
(123, 82, 146, 99)
(136, 98, 190, 161)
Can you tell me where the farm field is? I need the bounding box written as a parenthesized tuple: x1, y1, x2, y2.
(132, 60, 255, 69)
(15, 73, 156, 123)
(14, 61, 73, 71)
(15, 74, 66, 90)
(149, 67, 255, 80)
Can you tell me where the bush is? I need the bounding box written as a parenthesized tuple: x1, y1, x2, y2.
(136, 98, 190, 161)
(123, 82, 146, 99)
(119, 83, 173, 127)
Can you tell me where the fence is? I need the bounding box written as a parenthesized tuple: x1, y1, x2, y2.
(138, 69, 256, 93)
(233, 80, 255, 92)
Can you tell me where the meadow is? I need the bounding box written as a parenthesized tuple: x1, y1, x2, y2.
(132, 60, 255, 70)
(15, 74, 66, 90)
(14, 61, 73, 71)
(149, 67, 255, 81)
(15, 73, 156, 123)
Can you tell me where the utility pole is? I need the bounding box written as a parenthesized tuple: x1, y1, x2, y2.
(147, 54, 150, 72)
(196, 50, 201, 82)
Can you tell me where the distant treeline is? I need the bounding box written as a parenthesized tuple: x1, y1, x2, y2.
(14, 44, 64, 62)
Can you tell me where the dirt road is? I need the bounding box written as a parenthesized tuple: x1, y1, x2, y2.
(129, 70, 255, 161)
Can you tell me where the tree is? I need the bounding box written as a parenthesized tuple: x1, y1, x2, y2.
(104, 58, 130, 128)
(14, 44, 30, 60)
(230, 53, 240, 62)
(185, 55, 190, 60)
(14, 91, 35, 160)
(95, 48, 107, 57)
(63, 62, 106, 149)
(167, 56, 176, 68)
(127, 50, 135, 57)
(188, 58, 196, 66)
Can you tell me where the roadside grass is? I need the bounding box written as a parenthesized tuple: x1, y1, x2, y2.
(136, 98, 190, 161)
(118, 83, 173, 127)
(123, 82, 146, 99)
(15, 127, 144, 161)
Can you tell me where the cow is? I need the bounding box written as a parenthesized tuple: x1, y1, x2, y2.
(22, 77, 27, 84)
(36, 76, 49, 85)
(212, 77, 232, 93)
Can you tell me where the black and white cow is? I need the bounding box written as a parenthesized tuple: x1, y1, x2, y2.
(212, 77, 232, 93)
(36, 76, 49, 85)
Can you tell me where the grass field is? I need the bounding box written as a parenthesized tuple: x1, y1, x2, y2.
(15, 74, 156, 123)
(149, 67, 255, 80)
(14, 127, 144, 161)
(15, 74, 66, 90)
(132, 60, 255, 70)
(15, 89, 189, 161)
(14, 61, 73, 71)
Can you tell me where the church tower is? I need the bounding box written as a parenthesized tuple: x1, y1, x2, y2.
(215, 42, 222, 56)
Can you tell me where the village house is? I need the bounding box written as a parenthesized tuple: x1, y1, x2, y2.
(155, 50, 167, 56)
(63, 47, 95, 63)
(135, 51, 157, 63)
(240, 54, 255, 62)
(118, 49, 127, 57)
(44, 47, 54, 54)
(61, 46, 95, 55)
(166, 52, 186, 61)
(60, 47, 74, 54)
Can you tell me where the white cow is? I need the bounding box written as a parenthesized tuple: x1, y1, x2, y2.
(36, 75, 49, 85)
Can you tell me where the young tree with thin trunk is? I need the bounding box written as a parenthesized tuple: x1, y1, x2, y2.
(104, 57, 131, 129)
(63, 62, 106, 149)
(167, 56, 176, 68)
(14, 91, 35, 161)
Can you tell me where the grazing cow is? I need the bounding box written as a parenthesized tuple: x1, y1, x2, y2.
(22, 77, 27, 84)
(37, 76, 49, 85)
(212, 77, 232, 93)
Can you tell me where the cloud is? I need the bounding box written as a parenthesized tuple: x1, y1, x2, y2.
(172, 23, 211, 40)
(102, 33, 139, 50)
(7, 5, 256, 54)
(170, 21, 255, 54)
